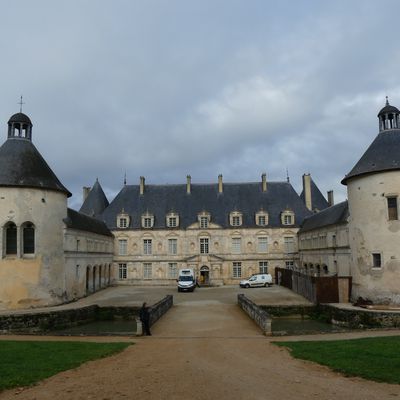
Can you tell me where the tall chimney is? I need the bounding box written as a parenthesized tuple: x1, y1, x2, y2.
(327, 190, 334, 207)
(83, 186, 91, 202)
(186, 175, 191, 194)
(261, 173, 267, 192)
(302, 174, 312, 211)
(140, 176, 145, 195)
(218, 174, 223, 194)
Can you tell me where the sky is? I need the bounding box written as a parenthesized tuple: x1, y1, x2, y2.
(0, 0, 399, 210)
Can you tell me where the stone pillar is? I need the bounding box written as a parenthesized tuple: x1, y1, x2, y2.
(261, 173, 267, 192)
(302, 174, 312, 211)
(218, 174, 223, 194)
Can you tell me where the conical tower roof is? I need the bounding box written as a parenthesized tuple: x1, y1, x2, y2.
(79, 179, 109, 218)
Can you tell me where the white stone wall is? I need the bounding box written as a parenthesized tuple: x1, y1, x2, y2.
(0, 187, 67, 310)
(347, 171, 400, 304)
(113, 225, 298, 285)
(63, 228, 114, 300)
(298, 223, 351, 277)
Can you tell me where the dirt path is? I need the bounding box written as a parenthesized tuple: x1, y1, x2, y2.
(1, 301, 399, 399)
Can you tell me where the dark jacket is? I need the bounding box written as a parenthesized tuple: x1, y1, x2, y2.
(139, 306, 150, 322)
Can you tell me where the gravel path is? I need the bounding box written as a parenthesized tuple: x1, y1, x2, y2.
(1, 299, 399, 400)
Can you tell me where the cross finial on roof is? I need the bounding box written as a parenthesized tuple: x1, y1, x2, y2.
(18, 95, 25, 113)
(386, 96, 389, 106)
(286, 167, 290, 183)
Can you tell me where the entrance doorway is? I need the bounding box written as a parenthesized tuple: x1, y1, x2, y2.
(200, 266, 210, 285)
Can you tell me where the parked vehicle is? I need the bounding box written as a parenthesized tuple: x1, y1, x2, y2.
(177, 268, 196, 292)
(239, 273, 273, 288)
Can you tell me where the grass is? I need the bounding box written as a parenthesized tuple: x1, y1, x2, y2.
(0, 340, 131, 391)
(275, 336, 400, 384)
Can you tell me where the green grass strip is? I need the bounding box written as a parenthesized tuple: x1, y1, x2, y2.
(275, 336, 400, 384)
(0, 340, 131, 391)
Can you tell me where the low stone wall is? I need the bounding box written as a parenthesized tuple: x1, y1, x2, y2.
(238, 294, 271, 335)
(0, 296, 174, 334)
(320, 305, 400, 329)
(260, 305, 316, 317)
(150, 295, 173, 326)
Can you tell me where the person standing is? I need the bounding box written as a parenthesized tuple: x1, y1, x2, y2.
(139, 302, 151, 336)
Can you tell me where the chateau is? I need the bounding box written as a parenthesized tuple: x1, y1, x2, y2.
(0, 99, 400, 310)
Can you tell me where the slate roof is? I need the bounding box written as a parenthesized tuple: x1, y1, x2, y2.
(101, 181, 313, 230)
(298, 201, 348, 233)
(8, 112, 32, 124)
(300, 178, 329, 211)
(64, 208, 113, 237)
(0, 138, 71, 196)
(342, 129, 400, 184)
(80, 179, 109, 218)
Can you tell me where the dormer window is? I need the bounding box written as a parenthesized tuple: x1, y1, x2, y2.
(230, 212, 242, 227)
(117, 212, 130, 229)
(281, 210, 295, 225)
(255, 211, 268, 226)
(198, 212, 210, 229)
(166, 212, 179, 228)
(142, 213, 154, 228)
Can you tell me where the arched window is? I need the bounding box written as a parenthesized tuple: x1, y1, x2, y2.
(22, 222, 35, 254)
(5, 222, 17, 255)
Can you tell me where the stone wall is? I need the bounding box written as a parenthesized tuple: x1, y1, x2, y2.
(238, 294, 271, 335)
(150, 295, 173, 326)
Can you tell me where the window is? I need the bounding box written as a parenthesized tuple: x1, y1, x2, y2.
(257, 237, 268, 252)
(200, 216, 208, 229)
(118, 263, 127, 279)
(143, 263, 152, 279)
(259, 261, 268, 274)
(76, 265, 80, 279)
(281, 210, 295, 225)
(230, 212, 243, 227)
(232, 262, 242, 278)
(284, 237, 295, 253)
(232, 237, 241, 254)
(286, 261, 294, 269)
(5, 222, 17, 255)
(119, 218, 128, 228)
(143, 239, 152, 255)
(168, 263, 178, 279)
(200, 238, 209, 254)
(118, 239, 127, 255)
(258, 215, 266, 226)
(388, 197, 398, 220)
(372, 253, 382, 268)
(141, 213, 154, 228)
(167, 213, 179, 228)
(22, 223, 35, 254)
(168, 238, 177, 255)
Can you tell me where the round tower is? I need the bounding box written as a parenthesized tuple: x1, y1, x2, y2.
(0, 112, 71, 310)
(342, 99, 400, 304)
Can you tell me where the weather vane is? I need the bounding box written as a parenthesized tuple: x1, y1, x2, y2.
(18, 95, 25, 113)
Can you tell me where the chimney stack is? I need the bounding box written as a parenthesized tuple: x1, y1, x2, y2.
(186, 175, 191, 194)
(302, 174, 312, 211)
(83, 186, 91, 202)
(218, 174, 223, 194)
(327, 190, 334, 207)
(140, 176, 145, 195)
(261, 173, 267, 192)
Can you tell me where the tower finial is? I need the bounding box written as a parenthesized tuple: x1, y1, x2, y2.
(18, 95, 25, 113)
(386, 96, 389, 106)
(124, 171, 127, 185)
(286, 167, 290, 183)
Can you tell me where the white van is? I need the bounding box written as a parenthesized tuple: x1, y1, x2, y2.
(239, 273, 273, 288)
(177, 268, 196, 292)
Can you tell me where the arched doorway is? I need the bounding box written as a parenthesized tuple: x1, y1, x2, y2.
(200, 266, 210, 285)
(86, 266, 91, 294)
(93, 266, 97, 292)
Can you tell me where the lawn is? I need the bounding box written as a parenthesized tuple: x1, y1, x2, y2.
(0, 340, 131, 391)
(275, 336, 400, 384)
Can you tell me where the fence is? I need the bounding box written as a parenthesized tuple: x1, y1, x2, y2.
(275, 268, 351, 303)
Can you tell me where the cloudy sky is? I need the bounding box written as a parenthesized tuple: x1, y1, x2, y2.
(0, 0, 399, 209)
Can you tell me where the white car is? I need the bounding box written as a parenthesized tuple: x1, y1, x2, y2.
(239, 274, 273, 288)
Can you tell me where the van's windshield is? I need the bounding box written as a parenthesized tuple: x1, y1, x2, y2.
(179, 276, 194, 281)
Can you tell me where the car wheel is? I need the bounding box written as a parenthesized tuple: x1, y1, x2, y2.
(245, 284, 250, 288)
